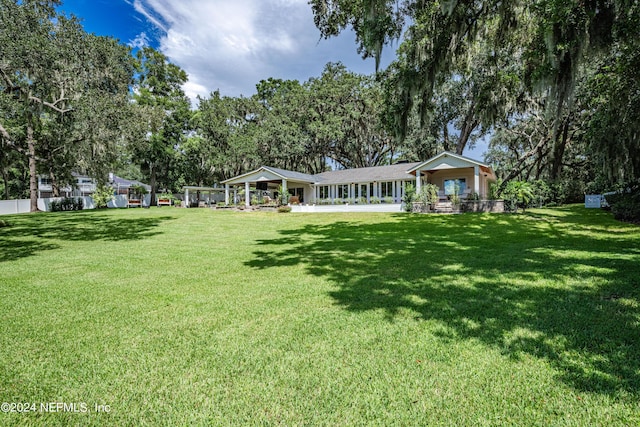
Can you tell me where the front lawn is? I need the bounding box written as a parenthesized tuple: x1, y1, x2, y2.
(0, 206, 638, 425)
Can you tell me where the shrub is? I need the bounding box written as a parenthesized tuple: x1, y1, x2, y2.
(530, 180, 552, 208)
(276, 185, 289, 205)
(49, 197, 84, 212)
(417, 184, 439, 204)
(129, 184, 148, 198)
(489, 181, 502, 200)
(605, 186, 640, 223)
(503, 181, 534, 213)
(402, 183, 416, 212)
(277, 206, 292, 213)
(546, 180, 585, 205)
(93, 185, 115, 209)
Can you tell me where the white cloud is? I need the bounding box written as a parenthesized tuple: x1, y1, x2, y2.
(131, 0, 387, 101)
(128, 32, 150, 49)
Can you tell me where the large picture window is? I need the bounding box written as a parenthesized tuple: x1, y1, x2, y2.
(337, 184, 349, 199)
(380, 182, 393, 198)
(444, 178, 466, 195)
(319, 186, 329, 199)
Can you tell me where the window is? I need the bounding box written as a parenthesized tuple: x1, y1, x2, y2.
(288, 187, 304, 202)
(319, 186, 329, 199)
(444, 178, 466, 195)
(380, 182, 393, 198)
(360, 184, 368, 199)
(337, 184, 349, 199)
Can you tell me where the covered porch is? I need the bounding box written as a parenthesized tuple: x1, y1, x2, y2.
(221, 166, 315, 207)
(408, 152, 496, 200)
(182, 186, 225, 207)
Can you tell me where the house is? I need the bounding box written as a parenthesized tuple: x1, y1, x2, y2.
(37, 173, 150, 198)
(108, 173, 151, 196)
(37, 173, 97, 198)
(221, 151, 497, 207)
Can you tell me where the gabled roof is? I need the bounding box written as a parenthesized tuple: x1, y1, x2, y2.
(221, 166, 316, 184)
(407, 151, 487, 173)
(221, 152, 495, 186)
(314, 162, 422, 185)
(262, 166, 317, 183)
(111, 175, 151, 191)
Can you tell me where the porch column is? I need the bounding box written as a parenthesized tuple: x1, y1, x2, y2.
(225, 184, 230, 205)
(282, 179, 288, 204)
(474, 165, 480, 195)
(416, 171, 421, 194)
(185, 188, 189, 208)
(245, 181, 250, 207)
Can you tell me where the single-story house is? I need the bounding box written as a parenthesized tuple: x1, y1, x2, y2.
(109, 174, 151, 196)
(221, 151, 497, 207)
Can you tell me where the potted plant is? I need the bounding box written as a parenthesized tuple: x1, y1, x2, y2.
(128, 184, 147, 207)
(157, 192, 173, 206)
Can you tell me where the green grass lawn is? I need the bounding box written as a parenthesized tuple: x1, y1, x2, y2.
(0, 206, 639, 426)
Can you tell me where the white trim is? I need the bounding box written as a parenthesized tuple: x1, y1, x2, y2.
(407, 151, 489, 173)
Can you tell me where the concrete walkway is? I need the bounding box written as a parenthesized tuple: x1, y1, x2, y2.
(291, 203, 403, 213)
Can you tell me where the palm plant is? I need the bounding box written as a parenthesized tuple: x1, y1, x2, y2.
(505, 181, 534, 213)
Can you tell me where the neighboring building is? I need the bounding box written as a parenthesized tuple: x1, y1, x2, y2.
(37, 173, 96, 198)
(108, 173, 151, 196)
(222, 151, 497, 207)
(37, 173, 150, 198)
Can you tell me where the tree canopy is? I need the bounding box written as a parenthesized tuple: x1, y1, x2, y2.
(1, 0, 638, 209)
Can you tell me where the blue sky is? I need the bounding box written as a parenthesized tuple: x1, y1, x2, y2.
(57, 0, 486, 159)
(57, 0, 393, 100)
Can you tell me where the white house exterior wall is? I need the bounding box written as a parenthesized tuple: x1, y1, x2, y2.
(427, 169, 492, 198)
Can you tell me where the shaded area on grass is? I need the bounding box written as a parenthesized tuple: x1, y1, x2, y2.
(246, 206, 640, 397)
(0, 210, 174, 262)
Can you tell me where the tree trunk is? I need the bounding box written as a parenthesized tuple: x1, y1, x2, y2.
(456, 117, 479, 155)
(27, 125, 38, 212)
(49, 169, 60, 197)
(443, 124, 450, 151)
(149, 164, 157, 206)
(549, 117, 570, 180)
(2, 169, 9, 200)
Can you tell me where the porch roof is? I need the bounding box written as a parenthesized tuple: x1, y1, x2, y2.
(407, 151, 496, 180)
(221, 166, 316, 185)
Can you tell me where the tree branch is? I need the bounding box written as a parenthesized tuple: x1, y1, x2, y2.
(499, 134, 551, 193)
(29, 95, 73, 114)
(0, 122, 46, 162)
